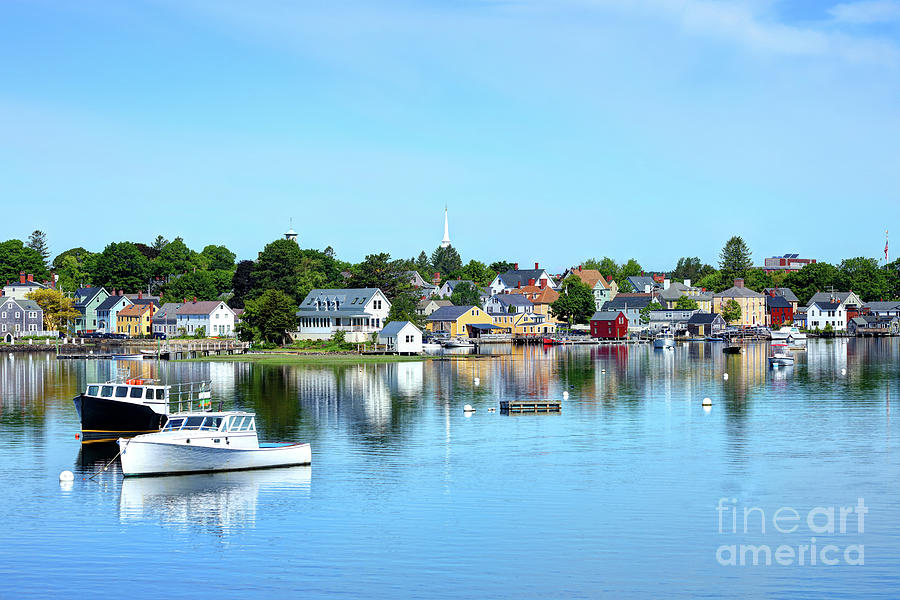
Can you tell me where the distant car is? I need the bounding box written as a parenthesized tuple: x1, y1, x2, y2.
(152, 332, 167, 340)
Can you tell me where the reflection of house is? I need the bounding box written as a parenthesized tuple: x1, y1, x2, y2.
(807, 301, 846, 331)
(712, 279, 766, 326)
(378, 321, 423, 354)
(426, 305, 492, 338)
(686, 313, 726, 337)
(416, 299, 452, 317)
(0, 298, 44, 342)
(295, 288, 390, 342)
(590, 311, 627, 339)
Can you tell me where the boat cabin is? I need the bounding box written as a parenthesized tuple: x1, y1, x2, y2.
(162, 413, 256, 433)
(84, 380, 168, 403)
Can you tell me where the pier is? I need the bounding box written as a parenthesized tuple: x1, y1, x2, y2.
(500, 398, 562, 413)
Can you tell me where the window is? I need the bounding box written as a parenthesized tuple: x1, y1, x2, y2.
(101, 385, 114, 397)
(163, 418, 185, 431)
(14, 312, 19, 319)
(0, 312, 4, 318)
(1, 325, 5, 333)
(87, 385, 99, 396)
(145, 388, 155, 399)
(130, 387, 143, 398)
(155, 389, 166, 400)
(183, 416, 205, 430)
(115, 386, 128, 398)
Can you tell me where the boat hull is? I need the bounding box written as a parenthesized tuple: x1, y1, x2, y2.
(653, 339, 675, 349)
(73, 394, 166, 442)
(118, 439, 312, 477)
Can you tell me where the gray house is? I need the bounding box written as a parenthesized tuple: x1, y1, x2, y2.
(601, 295, 661, 331)
(483, 294, 534, 315)
(152, 302, 184, 338)
(0, 298, 44, 342)
(295, 288, 391, 342)
(686, 313, 726, 337)
(647, 308, 699, 333)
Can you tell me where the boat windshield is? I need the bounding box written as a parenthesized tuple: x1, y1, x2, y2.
(162, 416, 223, 431)
(227, 415, 255, 432)
(162, 418, 185, 431)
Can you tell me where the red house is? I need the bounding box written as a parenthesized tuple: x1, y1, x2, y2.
(766, 293, 794, 326)
(590, 310, 628, 339)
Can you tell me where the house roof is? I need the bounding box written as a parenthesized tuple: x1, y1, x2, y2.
(152, 302, 183, 323)
(3, 280, 46, 289)
(74, 287, 105, 304)
(811, 301, 841, 311)
(864, 301, 900, 311)
(497, 269, 551, 289)
(602, 296, 658, 310)
(442, 279, 476, 292)
(507, 286, 560, 304)
(766, 295, 792, 308)
(687, 312, 722, 324)
(299, 288, 382, 309)
(763, 287, 799, 302)
(590, 311, 624, 321)
(118, 303, 154, 317)
(427, 305, 478, 322)
(417, 299, 452, 309)
(568, 268, 605, 289)
(15, 299, 42, 312)
(807, 291, 857, 306)
(97, 295, 132, 311)
(379, 320, 420, 337)
(659, 282, 690, 301)
(176, 301, 232, 316)
(625, 276, 658, 293)
(495, 294, 534, 308)
(714, 286, 765, 299)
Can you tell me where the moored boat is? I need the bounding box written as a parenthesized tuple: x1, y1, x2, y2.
(118, 411, 311, 477)
(723, 343, 742, 354)
(653, 332, 675, 349)
(442, 338, 474, 349)
(768, 343, 795, 367)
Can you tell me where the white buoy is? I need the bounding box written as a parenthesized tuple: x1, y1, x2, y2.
(723, 373, 729, 381)
(463, 404, 475, 413)
(563, 391, 569, 400)
(703, 405, 712, 413)
(474, 377, 480, 386)
(702, 397, 712, 406)
(601, 369, 606, 374)
(841, 368, 846, 376)
(59, 470, 74, 482)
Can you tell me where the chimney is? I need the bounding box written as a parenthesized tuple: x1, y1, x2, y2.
(86, 284, 91, 288)
(19, 272, 26, 284)
(663, 278, 670, 290)
(27, 274, 33, 282)
(684, 279, 691, 288)
(529, 278, 535, 287)
(607, 275, 613, 282)
(514, 263, 519, 270)
(183, 298, 187, 304)
(138, 291, 143, 299)
(734, 278, 744, 288)
(193, 297, 197, 303)
(540, 279, 547, 289)
(534, 262, 539, 270)
(578, 265, 583, 271)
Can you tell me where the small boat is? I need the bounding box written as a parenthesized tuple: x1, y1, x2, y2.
(723, 343, 742, 354)
(542, 337, 560, 345)
(771, 326, 806, 342)
(442, 338, 474, 349)
(421, 341, 442, 353)
(112, 354, 145, 360)
(118, 411, 311, 477)
(652, 332, 675, 349)
(768, 343, 795, 367)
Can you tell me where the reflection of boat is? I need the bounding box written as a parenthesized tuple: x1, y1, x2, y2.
(653, 332, 675, 349)
(421, 342, 442, 353)
(112, 354, 145, 360)
(768, 344, 795, 367)
(119, 466, 311, 531)
(442, 339, 474, 349)
(705, 335, 725, 342)
(542, 337, 561, 345)
(73, 379, 213, 443)
(119, 411, 311, 477)
(723, 343, 742, 354)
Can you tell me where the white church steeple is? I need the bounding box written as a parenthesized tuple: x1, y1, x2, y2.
(441, 206, 451, 248)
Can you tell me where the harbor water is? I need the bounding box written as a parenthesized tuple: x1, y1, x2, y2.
(1, 338, 899, 598)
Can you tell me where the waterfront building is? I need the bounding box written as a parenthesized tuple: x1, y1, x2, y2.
(489, 311, 555, 337)
(117, 303, 157, 337)
(863, 301, 900, 318)
(763, 288, 799, 312)
(763, 253, 816, 273)
(0, 297, 44, 342)
(600, 294, 660, 331)
(425, 305, 492, 338)
(659, 279, 712, 312)
(176, 300, 236, 337)
(1, 273, 48, 300)
(483, 294, 534, 315)
(152, 302, 183, 338)
(712, 279, 766, 326)
(506, 284, 561, 323)
(488, 263, 556, 296)
(416, 299, 452, 317)
(72, 286, 110, 334)
(686, 312, 726, 337)
(807, 301, 847, 331)
(96, 294, 133, 333)
(590, 311, 628, 339)
(806, 291, 863, 316)
(647, 308, 699, 333)
(295, 288, 390, 342)
(377, 321, 423, 354)
(766, 294, 794, 327)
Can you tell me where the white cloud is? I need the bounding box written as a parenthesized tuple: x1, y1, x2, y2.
(829, 0, 900, 24)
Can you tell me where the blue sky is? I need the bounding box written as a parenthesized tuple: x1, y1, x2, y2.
(2, 0, 898, 271)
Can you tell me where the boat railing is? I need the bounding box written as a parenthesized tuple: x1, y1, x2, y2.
(167, 380, 217, 413)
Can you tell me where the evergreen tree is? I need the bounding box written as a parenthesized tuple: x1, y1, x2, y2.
(27, 230, 50, 267)
(431, 245, 462, 278)
(719, 236, 753, 281)
(238, 289, 298, 344)
(93, 242, 150, 293)
(449, 282, 481, 306)
(230, 260, 255, 308)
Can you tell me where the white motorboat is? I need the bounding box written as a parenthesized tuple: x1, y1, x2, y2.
(118, 411, 311, 477)
(768, 343, 795, 367)
(652, 332, 675, 349)
(442, 338, 474, 349)
(771, 326, 806, 342)
(421, 341, 443, 353)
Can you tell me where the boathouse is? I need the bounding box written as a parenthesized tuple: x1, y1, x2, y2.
(590, 311, 627, 339)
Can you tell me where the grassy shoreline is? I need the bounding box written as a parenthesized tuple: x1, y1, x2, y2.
(179, 352, 439, 365)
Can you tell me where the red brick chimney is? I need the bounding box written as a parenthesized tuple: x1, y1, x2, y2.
(540, 279, 547, 289)
(534, 262, 539, 270)
(514, 263, 519, 270)
(734, 278, 744, 288)
(27, 274, 33, 282)
(19, 272, 26, 284)
(138, 291, 143, 299)
(529, 278, 535, 286)
(193, 297, 197, 303)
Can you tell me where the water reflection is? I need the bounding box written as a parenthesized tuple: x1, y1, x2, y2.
(119, 467, 312, 536)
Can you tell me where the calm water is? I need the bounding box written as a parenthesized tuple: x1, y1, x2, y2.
(1, 339, 899, 598)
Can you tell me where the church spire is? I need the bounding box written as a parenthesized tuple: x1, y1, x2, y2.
(441, 206, 451, 248)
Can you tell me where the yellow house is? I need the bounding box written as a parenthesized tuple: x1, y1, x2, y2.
(117, 303, 157, 337)
(712, 279, 766, 326)
(426, 305, 493, 338)
(491, 312, 557, 336)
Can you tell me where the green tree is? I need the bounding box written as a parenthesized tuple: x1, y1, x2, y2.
(238, 289, 298, 344)
(431, 245, 463, 278)
(488, 261, 516, 275)
(230, 260, 255, 308)
(415, 251, 431, 276)
(615, 258, 643, 289)
(721, 298, 742, 324)
(449, 282, 481, 306)
(672, 257, 714, 283)
(743, 268, 774, 292)
(26, 288, 79, 331)
(151, 237, 200, 278)
(639, 304, 652, 325)
(250, 239, 305, 300)
(674, 295, 699, 310)
(783, 262, 841, 305)
(458, 260, 492, 286)
(347, 253, 409, 300)
(161, 270, 233, 302)
(838, 257, 888, 302)
(195, 325, 206, 339)
(697, 270, 727, 293)
(200, 245, 237, 271)
(386, 290, 426, 327)
(52, 247, 95, 292)
(93, 242, 150, 293)
(550, 275, 595, 325)
(151, 235, 169, 254)
(0, 239, 49, 283)
(27, 230, 50, 267)
(719, 236, 753, 281)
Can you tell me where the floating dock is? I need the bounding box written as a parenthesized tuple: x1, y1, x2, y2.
(499, 399, 562, 413)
